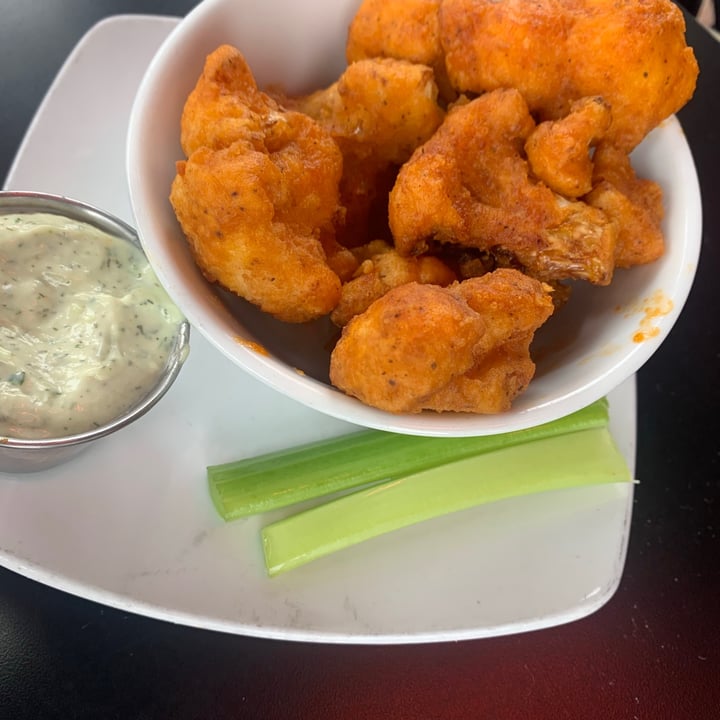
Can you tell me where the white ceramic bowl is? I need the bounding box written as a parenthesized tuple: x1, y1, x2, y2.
(126, 0, 702, 437)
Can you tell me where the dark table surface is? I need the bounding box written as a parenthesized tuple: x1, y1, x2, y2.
(1, 2, 719, 718)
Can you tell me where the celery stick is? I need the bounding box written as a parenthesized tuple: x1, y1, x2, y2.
(261, 427, 632, 576)
(208, 399, 609, 519)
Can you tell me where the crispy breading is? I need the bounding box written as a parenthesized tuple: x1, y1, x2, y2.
(319, 232, 361, 283)
(284, 58, 445, 247)
(179, 44, 275, 156)
(330, 240, 457, 326)
(329, 269, 554, 414)
(346, 0, 441, 67)
(526, 96, 612, 199)
(346, 0, 453, 98)
(389, 89, 618, 285)
(290, 58, 444, 165)
(440, 0, 698, 151)
(585, 144, 665, 268)
(170, 45, 345, 323)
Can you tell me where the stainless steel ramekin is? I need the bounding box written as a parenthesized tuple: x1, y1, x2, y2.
(0, 191, 190, 473)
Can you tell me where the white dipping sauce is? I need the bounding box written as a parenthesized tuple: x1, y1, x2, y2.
(0, 213, 185, 439)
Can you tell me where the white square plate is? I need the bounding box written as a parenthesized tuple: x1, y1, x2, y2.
(0, 15, 635, 644)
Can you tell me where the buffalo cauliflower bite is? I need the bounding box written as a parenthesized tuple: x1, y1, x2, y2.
(440, 0, 698, 152)
(170, 45, 346, 323)
(282, 58, 445, 247)
(346, 0, 454, 100)
(330, 240, 457, 327)
(586, 144, 666, 268)
(525, 96, 612, 199)
(389, 89, 618, 286)
(329, 269, 554, 414)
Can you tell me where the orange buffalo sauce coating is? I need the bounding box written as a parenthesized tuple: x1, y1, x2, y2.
(236, 338, 271, 356)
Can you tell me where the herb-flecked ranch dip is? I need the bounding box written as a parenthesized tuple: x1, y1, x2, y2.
(0, 212, 185, 440)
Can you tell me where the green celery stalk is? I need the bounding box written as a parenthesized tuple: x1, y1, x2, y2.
(261, 427, 632, 576)
(208, 399, 610, 519)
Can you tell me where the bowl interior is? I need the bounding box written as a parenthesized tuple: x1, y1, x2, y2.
(126, 0, 702, 437)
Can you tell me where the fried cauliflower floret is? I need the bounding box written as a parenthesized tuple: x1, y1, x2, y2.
(346, 0, 453, 99)
(319, 233, 361, 282)
(585, 144, 665, 267)
(329, 269, 554, 414)
(292, 58, 444, 165)
(331, 282, 485, 414)
(285, 58, 445, 247)
(180, 44, 276, 156)
(346, 0, 441, 67)
(170, 45, 345, 323)
(566, 0, 698, 151)
(330, 240, 457, 327)
(526, 96, 612, 199)
(440, 0, 698, 152)
(389, 89, 618, 285)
